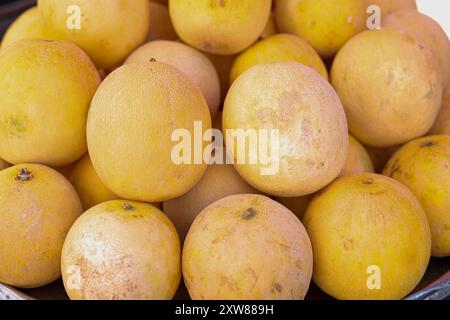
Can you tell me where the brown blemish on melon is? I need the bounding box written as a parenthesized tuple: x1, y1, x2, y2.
(362, 178, 374, 185)
(420, 141, 437, 148)
(122, 203, 136, 211)
(242, 207, 257, 220)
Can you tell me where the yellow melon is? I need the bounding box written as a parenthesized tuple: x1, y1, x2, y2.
(303, 173, 431, 299)
(383, 135, 450, 257)
(87, 62, 211, 202)
(38, 0, 150, 69)
(0, 164, 83, 288)
(0, 39, 100, 167)
(125, 40, 221, 119)
(148, 2, 178, 41)
(383, 9, 450, 87)
(62, 200, 180, 299)
(169, 0, 272, 54)
(163, 163, 260, 240)
(275, 0, 367, 58)
(183, 194, 313, 299)
(69, 154, 118, 210)
(230, 33, 328, 84)
(331, 28, 442, 147)
(223, 62, 348, 197)
(340, 135, 374, 176)
(1, 7, 53, 50)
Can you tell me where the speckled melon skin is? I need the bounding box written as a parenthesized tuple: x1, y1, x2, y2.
(0, 164, 83, 288)
(303, 173, 431, 300)
(183, 194, 313, 300)
(87, 62, 211, 202)
(223, 61, 348, 197)
(62, 200, 181, 300)
(0, 39, 100, 167)
(169, 0, 272, 55)
(383, 135, 450, 257)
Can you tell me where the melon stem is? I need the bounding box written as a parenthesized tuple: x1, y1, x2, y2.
(16, 168, 32, 181)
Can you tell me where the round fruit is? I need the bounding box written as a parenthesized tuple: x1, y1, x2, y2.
(125, 40, 221, 119)
(163, 163, 260, 240)
(223, 62, 348, 197)
(87, 62, 211, 202)
(0, 164, 83, 288)
(169, 0, 272, 55)
(276, 194, 314, 220)
(383, 135, 450, 257)
(147, 2, 178, 41)
(69, 154, 118, 210)
(0, 39, 100, 167)
(61, 200, 181, 300)
(383, 9, 450, 87)
(183, 194, 313, 299)
(1, 7, 52, 50)
(230, 33, 328, 84)
(303, 173, 431, 300)
(430, 85, 450, 135)
(331, 28, 442, 147)
(275, 0, 367, 58)
(38, 0, 150, 69)
(367, 0, 416, 15)
(340, 135, 374, 176)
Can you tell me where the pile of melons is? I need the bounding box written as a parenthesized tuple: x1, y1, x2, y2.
(0, 0, 448, 300)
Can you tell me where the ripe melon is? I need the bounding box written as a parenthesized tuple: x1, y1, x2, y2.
(87, 62, 211, 202)
(383, 135, 450, 257)
(223, 62, 348, 197)
(169, 0, 272, 54)
(0, 164, 83, 288)
(366, 0, 417, 15)
(430, 85, 450, 135)
(230, 33, 328, 84)
(125, 40, 221, 119)
(331, 28, 442, 147)
(62, 200, 181, 299)
(38, 0, 150, 69)
(69, 154, 118, 210)
(163, 163, 260, 240)
(0, 39, 100, 167)
(275, 0, 367, 58)
(340, 135, 374, 176)
(303, 173, 431, 299)
(383, 9, 450, 87)
(183, 194, 313, 299)
(1, 7, 52, 50)
(147, 2, 178, 41)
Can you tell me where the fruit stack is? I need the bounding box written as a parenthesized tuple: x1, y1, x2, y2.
(0, 0, 448, 300)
